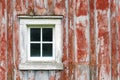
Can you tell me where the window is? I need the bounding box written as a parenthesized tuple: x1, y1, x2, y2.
(19, 16, 63, 70)
(28, 25, 55, 61)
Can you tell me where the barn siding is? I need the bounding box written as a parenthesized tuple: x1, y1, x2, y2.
(0, 0, 120, 80)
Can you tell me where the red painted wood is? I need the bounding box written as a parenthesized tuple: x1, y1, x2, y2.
(7, 0, 14, 80)
(75, 0, 90, 80)
(67, 0, 75, 80)
(110, 0, 118, 80)
(0, 0, 120, 80)
(89, 0, 97, 80)
(117, 1, 120, 79)
(96, 0, 111, 80)
(55, 0, 68, 80)
(0, 1, 7, 80)
(35, 0, 47, 15)
(76, 0, 88, 16)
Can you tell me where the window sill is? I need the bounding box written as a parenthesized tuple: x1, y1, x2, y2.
(19, 62, 63, 70)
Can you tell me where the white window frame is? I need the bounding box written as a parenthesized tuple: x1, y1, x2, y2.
(18, 16, 63, 70)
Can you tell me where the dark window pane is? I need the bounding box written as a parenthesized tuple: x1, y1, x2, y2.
(30, 28, 41, 41)
(42, 28, 52, 41)
(42, 44, 52, 57)
(30, 43, 40, 57)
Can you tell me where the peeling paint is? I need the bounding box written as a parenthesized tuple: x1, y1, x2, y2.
(0, 0, 120, 80)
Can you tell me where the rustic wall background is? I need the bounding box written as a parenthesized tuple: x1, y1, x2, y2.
(0, 0, 120, 80)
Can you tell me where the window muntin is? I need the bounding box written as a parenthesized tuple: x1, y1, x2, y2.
(28, 25, 55, 61)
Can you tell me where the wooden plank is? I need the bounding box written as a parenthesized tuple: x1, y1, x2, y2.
(110, 0, 118, 80)
(117, 0, 120, 79)
(55, 0, 68, 80)
(0, 0, 7, 80)
(96, 0, 111, 80)
(13, 0, 28, 80)
(67, 0, 76, 80)
(75, 0, 90, 80)
(89, 0, 97, 80)
(7, 0, 14, 80)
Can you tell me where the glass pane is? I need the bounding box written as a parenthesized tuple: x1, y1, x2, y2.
(42, 28, 52, 41)
(30, 28, 41, 41)
(42, 43, 52, 57)
(30, 43, 40, 57)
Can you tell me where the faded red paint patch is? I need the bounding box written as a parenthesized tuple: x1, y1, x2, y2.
(117, 16, 120, 22)
(49, 76, 55, 80)
(76, 23, 88, 62)
(0, 67, 6, 80)
(15, 0, 27, 14)
(89, 3, 97, 80)
(77, 49, 87, 62)
(97, 11, 109, 37)
(35, 0, 47, 15)
(76, 0, 88, 16)
(118, 21, 120, 63)
(97, 3, 111, 79)
(110, 1, 118, 79)
(27, 0, 34, 15)
(0, 0, 5, 15)
(47, 0, 54, 15)
(35, 6, 47, 15)
(15, 0, 22, 12)
(96, 0, 109, 10)
(0, 29, 7, 80)
(54, 0, 66, 15)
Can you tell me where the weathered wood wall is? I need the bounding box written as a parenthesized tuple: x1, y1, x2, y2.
(0, 0, 120, 80)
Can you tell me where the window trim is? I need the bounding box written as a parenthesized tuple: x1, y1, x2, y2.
(18, 16, 63, 70)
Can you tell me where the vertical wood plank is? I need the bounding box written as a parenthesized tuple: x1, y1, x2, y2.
(0, 0, 7, 80)
(89, 0, 97, 80)
(96, 0, 111, 80)
(7, 0, 14, 80)
(117, 0, 120, 79)
(75, 0, 90, 80)
(55, 0, 68, 80)
(110, 0, 118, 80)
(13, 0, 28, 80)
(67, 0, 75, 80)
